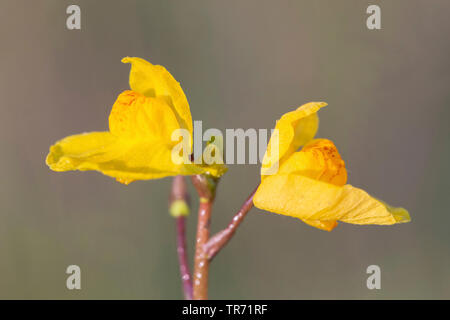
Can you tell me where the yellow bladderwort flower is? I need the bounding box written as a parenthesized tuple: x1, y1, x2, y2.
(46, 57, 226, 184)
(253, 102, 410, 231)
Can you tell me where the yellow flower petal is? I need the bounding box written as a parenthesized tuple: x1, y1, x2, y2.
(46, 131, 224, 184)
(122, 57, 193, 138)
(261, 102, 327, 176)
(109, 90, 181, 143)
(46, 132, 172, 182)
(253, 173, 410, 228)
(46, 131, 120, 172)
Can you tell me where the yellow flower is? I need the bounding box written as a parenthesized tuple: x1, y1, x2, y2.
(46, 57, 226, 184)
(253, 102, 410, 231)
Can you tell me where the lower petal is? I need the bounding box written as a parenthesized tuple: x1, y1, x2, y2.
(46, 132, 223, 184)
(253, 173, 410, 229)
(302, 219, 338, 231)
(46, 132, 122, 171)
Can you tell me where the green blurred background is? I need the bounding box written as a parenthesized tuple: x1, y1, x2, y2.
(0, 0, 449, 299)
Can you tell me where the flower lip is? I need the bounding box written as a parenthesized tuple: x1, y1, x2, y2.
(255, 102, 410, 231)
(45, 57, 227, 184)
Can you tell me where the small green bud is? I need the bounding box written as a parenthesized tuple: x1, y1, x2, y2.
(170, 200, 190, 217)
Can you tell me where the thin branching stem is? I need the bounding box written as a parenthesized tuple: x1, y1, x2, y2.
(205, 186, 258, 261)
(170, 176, 193, 300)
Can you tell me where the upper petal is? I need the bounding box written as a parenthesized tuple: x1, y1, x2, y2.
(109, 90, 181, 145)
(122, 57, 193, 137)
(261, 102, 327, 176)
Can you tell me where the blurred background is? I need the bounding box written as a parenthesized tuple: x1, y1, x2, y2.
(0, 0, 449, 299)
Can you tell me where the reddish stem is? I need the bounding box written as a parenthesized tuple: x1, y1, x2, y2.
(205, 186, 258, 261)
(175, 216, 193, 300)
(193, 199, 212, 300)
(170, 176, 193, 300)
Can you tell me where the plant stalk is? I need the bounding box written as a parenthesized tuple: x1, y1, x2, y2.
(170, 176, 192, 300)
(191, 174, 217, 300)
(205, 186, 258, 261)
(175, 216, 193, 300)
(193, 198, 212, 300)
